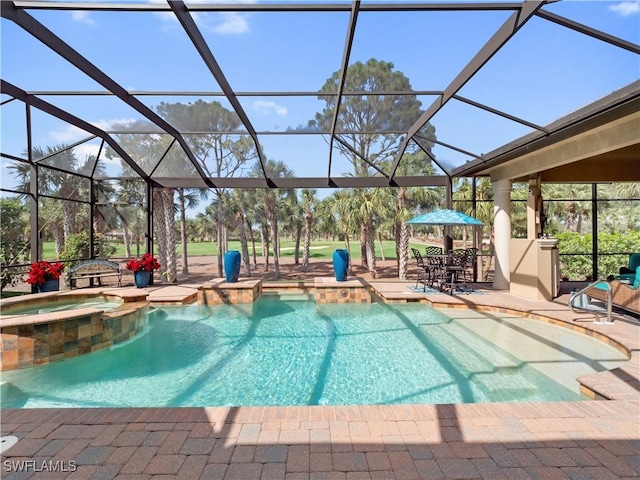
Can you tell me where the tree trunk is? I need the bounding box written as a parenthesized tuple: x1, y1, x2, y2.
(365, 222, 377, 278)
(377, 232, 386, 261)
(294, 220, 302, 265)
(398, 221, 410, 281)
(261, 224, 270, 271)
(216, 191, 224, 278)
(302, 212, 312, 272)
(395, 220, 401, 273)
(179, 189, 189, 275)
(52, 225, 64, 259)
(247, 218, 257, 268)
(152, 189, 166, 275)
(344, 230, 352, 274)
(267, 203, 280, 279)
(237, 210, 251, 277)
(61, 199, 76, 242)
(360, 224, 368, 268)
(482, 232, 495, 282)
(162, 188, 177, 283)
(395, 186, 406, 274)
(123, 222, 132, 259)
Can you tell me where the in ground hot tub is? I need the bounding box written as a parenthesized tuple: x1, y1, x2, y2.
(0, 290, 149, 371)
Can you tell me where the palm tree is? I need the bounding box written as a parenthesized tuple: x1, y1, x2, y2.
(355, 188, 395, 278)
(388, 149, 441, 280)
(241, 190, 262, 268)
(323, 191, 360, 272)
(8, 145, 100, 258)
(177, 188, 208, 275)
(279, 194, 302, 264)
(194, 212, 214, 242)
(111, 184, 147, 258)
(229, 188, 253, 276)
(300, 189, 318, 272)
(250, 159, 295, 278)
(472, 178, 495, 281)
(152, 188, 178, 283)
(541, 183, 591, 234)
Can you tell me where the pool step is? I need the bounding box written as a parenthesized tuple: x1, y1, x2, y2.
(474, 369, 538, 400)
(423, 322, 521, 372)
(262, 292, 316, 302)
(422, 322, 539, 400)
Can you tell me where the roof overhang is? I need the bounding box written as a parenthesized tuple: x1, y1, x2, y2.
(451, 80, 640, 182)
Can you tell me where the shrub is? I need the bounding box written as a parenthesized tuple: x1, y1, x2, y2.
(60, 232, 116, 266)
(556, 231, 640, 280)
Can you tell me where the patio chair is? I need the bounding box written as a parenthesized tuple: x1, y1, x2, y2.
(441, 249, 468, 294)
(588, 265, 640, 315)
(618, 253, 640, 282)
(464, 247, 478, 283)
(425, 246, 443, 256)
(411, 248, 432, 291)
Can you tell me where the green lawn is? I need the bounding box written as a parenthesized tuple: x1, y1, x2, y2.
(42, 240, 432, 261)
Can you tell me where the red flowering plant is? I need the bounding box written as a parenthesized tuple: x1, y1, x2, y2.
(25, 261, 65, 285)
(125, 253, 161, 272)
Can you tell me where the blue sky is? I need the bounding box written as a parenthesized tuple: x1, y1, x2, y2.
(1, 0, 639, 192)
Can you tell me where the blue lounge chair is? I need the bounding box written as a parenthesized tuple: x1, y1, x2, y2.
(618, 253, 640, 283)
(588, 265, 640, 316)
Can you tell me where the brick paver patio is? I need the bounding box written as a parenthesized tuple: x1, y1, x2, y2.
(2, 401, 638, 479)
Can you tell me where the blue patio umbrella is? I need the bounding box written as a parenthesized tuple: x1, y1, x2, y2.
(408, 209, 484, 253)
(407, 209, 484, 226)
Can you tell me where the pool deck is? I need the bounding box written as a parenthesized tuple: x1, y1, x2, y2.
(2, 280, 639, 479)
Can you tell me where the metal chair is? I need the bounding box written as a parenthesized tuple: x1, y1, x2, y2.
(411, 248, 431, 291)
(463, 247, 478, 284)
(441, 249, 468, 294)
(423, 246, 449, 289)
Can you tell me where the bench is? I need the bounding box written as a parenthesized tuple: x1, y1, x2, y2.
(67, 259, 122, 289)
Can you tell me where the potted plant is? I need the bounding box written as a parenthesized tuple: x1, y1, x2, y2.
(125, 253, 161, 288)
(26, 260, 65, 292)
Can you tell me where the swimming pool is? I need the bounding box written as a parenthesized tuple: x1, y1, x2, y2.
(0, 296, 628, 408)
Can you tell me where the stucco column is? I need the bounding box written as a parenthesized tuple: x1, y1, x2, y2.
(492, 179, 512, 290)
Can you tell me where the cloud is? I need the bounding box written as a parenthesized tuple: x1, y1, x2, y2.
(209, 12, 249, 34)
(92, 118, 137, 131)
(49, 124, 89, 143)
(49, 118, 137, 143)
(74, 143, 102, 162)
(71, 11, 96, 25)
(152, 2, 250, 35)
(253, 101, 288, 116)
(47, 119, 136, 164)
(608, 1, 639, 16)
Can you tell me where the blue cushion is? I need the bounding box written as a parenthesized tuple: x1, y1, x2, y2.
(630, 253, 640, 271)
(634, 265, 640, 289)
(617, 273, 636, 283)
(592, 281, 611, 291)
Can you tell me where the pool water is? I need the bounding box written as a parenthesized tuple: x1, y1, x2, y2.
(1, 297, 122, 315)
(0, 297, 628, 408)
